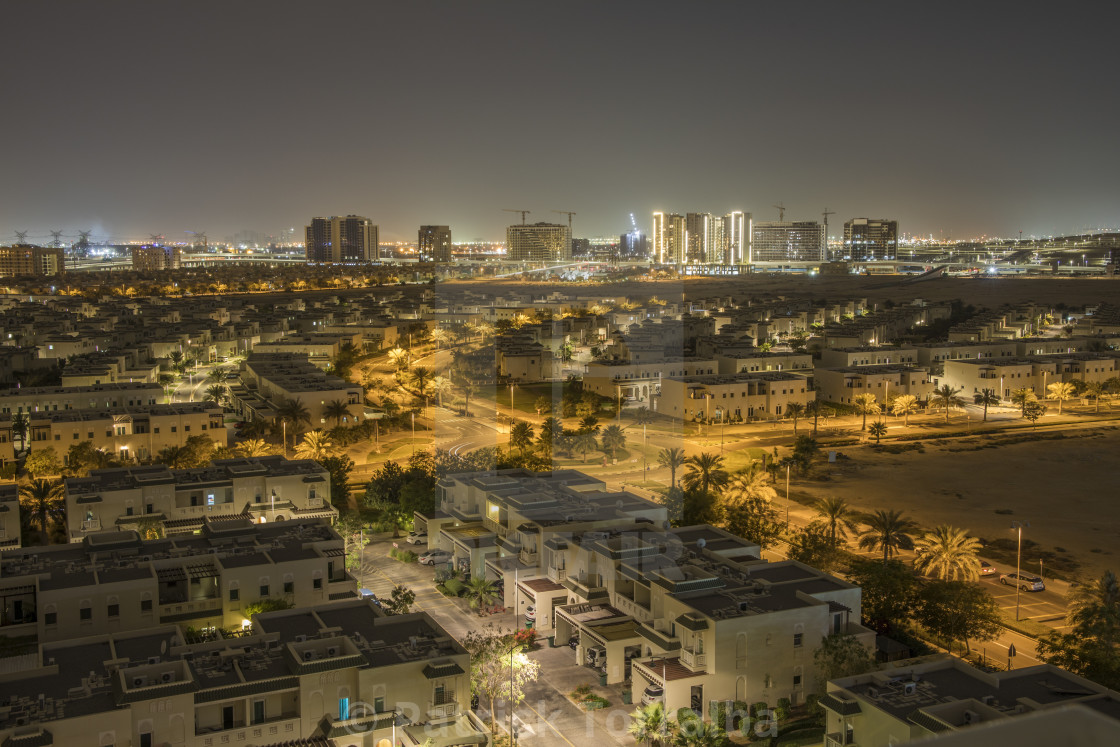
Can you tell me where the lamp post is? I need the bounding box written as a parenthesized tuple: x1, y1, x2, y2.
(1011, 521, 1030, 621)
(785, 463, 791, 528)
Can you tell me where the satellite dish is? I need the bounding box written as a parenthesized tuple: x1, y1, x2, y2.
(615, 500, 624, 509)
(696, 538, 706, 549)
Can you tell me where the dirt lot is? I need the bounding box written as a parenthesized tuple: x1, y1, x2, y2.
(794, 427, 1120, 583)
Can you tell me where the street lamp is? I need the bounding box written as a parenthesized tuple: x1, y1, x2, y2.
(1011, 521, 1031, 621)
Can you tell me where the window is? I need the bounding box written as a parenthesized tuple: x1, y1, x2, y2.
(230, 588, 240, 601)
(374, 696, 385, 712)
(260, 584, 269, 597)
(107, 604, 120, 618)
(45, 611, 57, 625)
(171, 426, 177, 433)
(80, 606, 92, 621)
(793, 674, 802, 686)
(313, 578, 322, 590)
(141, 599, 153, 612)
(793, 633, 803, 647)
(284, 581, 294, 594)
(153, 427, 159, 434)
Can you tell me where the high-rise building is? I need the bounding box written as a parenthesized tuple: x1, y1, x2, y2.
(619, 230, 649, 258)
(685, 212, 714, 263)
(723, 211, 750, 264)
(505, 222, 571, 262)
(304, 215, 379, 263)
(652, 212, 686, 264)
(130, 245, 181, 271)
(570, 237, 591, 257)
(843, 218, 899, 260)
(417, 224, 452, 262)
(0, 246, 64, 277)
(751, 221, 826, 262)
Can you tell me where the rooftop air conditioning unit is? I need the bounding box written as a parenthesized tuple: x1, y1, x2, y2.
(326, 646, 338, 657)
(132, 677, 145, 688)
(903, 682, 917, 696)
(148, 656, 160, 665)
(295, 635, 307, 643)
(963, 710, 979, 725)
(161, 672, 174, 683)
(303, 651, 313, 662)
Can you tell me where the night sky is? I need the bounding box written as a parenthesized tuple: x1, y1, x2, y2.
(3, 1, 1119, 244)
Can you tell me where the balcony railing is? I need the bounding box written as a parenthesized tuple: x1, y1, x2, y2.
(427, 703, 457, 720)
(547, 565, 565, 583)
(825, 732, 856, 747)
(81, 518, 102, 532)
(680, 647, 706, 671)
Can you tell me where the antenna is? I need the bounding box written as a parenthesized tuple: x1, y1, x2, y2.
(503, 209, 531, 225)
(772, 202, 786, 222)
(14, 231, 28, 244)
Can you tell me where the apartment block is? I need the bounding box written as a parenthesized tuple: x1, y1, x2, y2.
(0, 592, 487, 747)
(231, 353, 362, 427)
(940, 354, 1120, 399)
(0, 382, 163, 416)
(814, 366, 933, 405)
(584, 358, 717, 403)
(305, 215, 380, 263)
(658, 372, 814, 421)
(0, 518, 354, 647)
(64, 456, 337, 541)
(505, 223, 571, 262)
(0, 246, 65, 277)
(818, 346, 919, 369)
(822, 657, 1120, 747)
(12, 402, 227, 465)
(715, 350, 814, 375)
(418, 225, 453, 263)
(131, 245, 182, 271)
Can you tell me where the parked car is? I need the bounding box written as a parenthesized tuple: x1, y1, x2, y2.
(524, 605, 536, 623)
(979, 561, 997, 577)
(1000, 572, 1045, 591)
(405, 531, 427, 545)
(641, 685, 664, 706)
(568, 635, 579, 650)
(418, 549, 452, 566)
(358, 589, 382, 608)
(586, 645, 606, 668)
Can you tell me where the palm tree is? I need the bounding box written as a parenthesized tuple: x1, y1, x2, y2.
(238, 418, 270, 440)
(858, 509, 919, 561)
(459, 379, 479, 416)
(429, 327, 450, 349)
(724, 467, 777, 505)
(1046, 381, 1076, 415)
(600, 424, 626, 459)
(973, 388, 999, 422)
(155, 445, 193, 469)
(205, 383, 227, 406)
(509, 421, 535, 455)
(1010, 387, 1037, 416)
(815, 497, 860, 546)
(931, 384, 965, 423)
(207, 367, 226, 383)
(891, 393, 919, 426)
(1083, 380, 1108, 412)
(657, 447, 687, 487)
(913, 525, 983, 581)
(681, 452, 730, 496)
(19, 478, 65, 544)
(236, 438, 275, 457)
(429, 377, 453, 408)
(674, 714, 726, 747)
(387, 347, 409, 370)
(868, 420, 888, 443)
(785, 402, 805, 434)
(274, 398, 311, 455)
(628, 702, 673, 747)
(573, 431, 599, 463)
(10, 413, 29, 454)
(410, 366, 434, 405)
(579, 414, 600, 433)
(1067, 571, 1120, 646)
(323, 399, 351, 428)
(853, 393, 880, 431)
(294, 430, 334, 461)
(463, 576, 499, 614)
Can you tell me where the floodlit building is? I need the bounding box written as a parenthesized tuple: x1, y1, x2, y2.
(64, 456, 337, 541)
(843, 218, 899, 260)
(131, 245, 182, 271)
(652, 212, 686, 264)
(0, 246, 64, 277)
(751, 221, 825, 263)
(418, 225, 453, 263)
(658, 371, 814, 421)
(505, 222, 571, 262)
(619, 229, 649, 258)
(305, 215, 379, 263)
(814, 365, 934, 405)
(940, 353, 1120, 400)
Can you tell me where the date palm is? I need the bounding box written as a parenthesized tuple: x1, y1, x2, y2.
(464, 576, 499, 614)
(509, 421, 535, 455)
(913, 525, 983, 580)
(931, 384, 965, 423)
(274, 397, 311, 455)
(724, 466, 776, 505)
(853, 393, 880, 431)
(429, 327, 450, 349)
(1067, 571, 1120, 647)
(657, 447, 686, 487)
(387, 347, 409, 370)
(323, 399, 352, 427)
(891, 393, 919, 426)
(1082, 380, 1108, 412)
(814, 496, 860, 546)
(573, 431, 599, 463)
(294, 430, 334, 461)
(1046, 380, 1076, 415)
(410, 366, 434, 405)
(429, 376, 453, 408)
(205, 383, 227, 406)
(973, 388, 999, 422)
(868, 420, 887, 443)
(628, 702, 673, 747)
(236, 438, 274, 458)
(1010, 387, 1037, 416)
(19, 478, 65, 544)
(785, 402, 805, 434)
(207, 367, 226, 383)
(600, 424, 626, 459)
(858, 509, 919, 562)
(681, 452, 730, 496)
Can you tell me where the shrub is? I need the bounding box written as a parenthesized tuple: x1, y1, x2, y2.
(389, 548, 418, 563)
(444, 578, 467, 596)
(513, 628, 537, 648)
(244, 598, 293, 617)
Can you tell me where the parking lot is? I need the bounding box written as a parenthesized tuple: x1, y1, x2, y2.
(359, 538, 639, 746)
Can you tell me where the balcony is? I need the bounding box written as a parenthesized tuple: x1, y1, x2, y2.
(160, 597, 222, 623)
(427, 703, 458, 720)
(636, 621, 680, 651)
(680, 647, 706, 671)
(825, 732, 857, 747)
(547, 565, 566, 583)
(81, 518, 101, 532)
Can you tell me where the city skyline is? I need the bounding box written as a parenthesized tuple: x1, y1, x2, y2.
(2, 2, 1119, 243)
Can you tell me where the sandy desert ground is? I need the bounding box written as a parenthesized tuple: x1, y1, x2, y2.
(795, 427, 1120, 582)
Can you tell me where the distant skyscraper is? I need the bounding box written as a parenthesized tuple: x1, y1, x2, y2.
(131, 245, 181, 271)
(417, 225, 452, 262)
(619, 230, 648, 258)
(685, 213, 714, 264)
(751, 221, 825, 262)
(652, 212, 685, 264)
(0, 246, 64, 277)
(570, 238, 591, 257)
(723, 211, 750, 264)
(304, 215, 379, 263)
(843, 218, 899, 260)
(505, 222, 571, 262)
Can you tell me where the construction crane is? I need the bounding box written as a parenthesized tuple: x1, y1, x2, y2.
(630, 213, 639, 233)
(503, 209, 531, 225)
(821, 208, 836, 259)
(148, 234, 165, 246)
(773, 202, 786, 222)
(185, 230, 208, 250)
(552, 210, 576, 230)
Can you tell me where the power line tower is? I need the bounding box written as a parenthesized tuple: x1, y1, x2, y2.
(14, 231, 28, 245)
(502, 209, 531, 225)
(76, 230, 92, 257)
(772, 202, 786, 222)
(49, 230, 63, 247)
